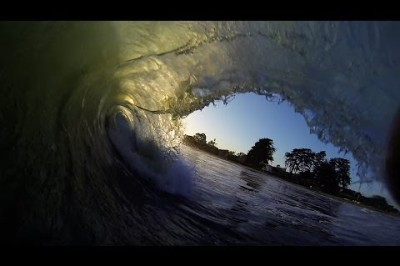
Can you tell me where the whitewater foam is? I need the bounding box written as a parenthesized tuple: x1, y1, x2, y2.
(107, 111, 194, 197)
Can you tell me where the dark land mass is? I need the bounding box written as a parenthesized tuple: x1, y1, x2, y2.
(183, 134, 400, 216)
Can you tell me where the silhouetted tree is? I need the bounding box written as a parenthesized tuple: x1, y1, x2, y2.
(193, 133, 207, 144)
(329, 158, 351, 189)
(284, 148, 316, 174)
(207, 138, 217, 147)
(245, 138, 276, 169)
(313, 151, 327, 171)
(314, 161, 338, 193)
(285, 151, 297, 173)
(314, 158, 351, 193)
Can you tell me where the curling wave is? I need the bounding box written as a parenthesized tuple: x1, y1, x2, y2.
(1, 21, 400, 244)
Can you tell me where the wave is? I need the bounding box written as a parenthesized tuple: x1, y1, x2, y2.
(1, 21, 399, 244)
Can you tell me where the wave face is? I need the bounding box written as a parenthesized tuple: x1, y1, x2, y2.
(1, 21, 400, 244)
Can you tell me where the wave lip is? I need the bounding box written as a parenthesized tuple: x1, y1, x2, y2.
(107, 112, 194, 197)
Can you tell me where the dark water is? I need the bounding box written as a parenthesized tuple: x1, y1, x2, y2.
(172, 146, 400, 245)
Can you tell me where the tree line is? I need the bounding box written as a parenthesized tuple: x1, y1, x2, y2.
(183, 133, 399, 214)
(184, 133, 350, 194)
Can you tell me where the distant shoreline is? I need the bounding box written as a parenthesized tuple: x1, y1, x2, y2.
(182, 144, 400, 217)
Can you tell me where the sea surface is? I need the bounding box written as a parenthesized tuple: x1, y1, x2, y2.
(175, 145, 400, 245)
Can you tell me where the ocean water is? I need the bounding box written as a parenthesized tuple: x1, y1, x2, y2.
(176, 146, 400, 245)
(1, 22, 400, 244)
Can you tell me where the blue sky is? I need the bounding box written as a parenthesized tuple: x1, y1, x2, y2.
(183, 92, 397, 207)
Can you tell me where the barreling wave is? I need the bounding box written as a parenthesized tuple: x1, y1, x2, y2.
(1, 21, 399, 244)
